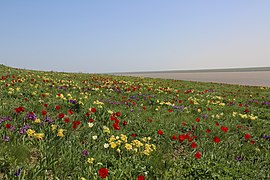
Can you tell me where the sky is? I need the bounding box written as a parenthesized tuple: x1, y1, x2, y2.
(1, 1, 270, 73)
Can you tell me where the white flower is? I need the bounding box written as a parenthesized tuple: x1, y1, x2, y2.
(92, 135, 98, 140)
(88, 122, 94, 128)
(104, 143, 109, 148)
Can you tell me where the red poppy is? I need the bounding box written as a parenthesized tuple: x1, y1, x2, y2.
(191, 142, 197, 149)
(215, 122, 219, 126)
(182, 122, 187, 126)
(123, 120, 127, 126)
(55, 105, 61, 110)
(132, 133, 137, 138)
(239, 103, 243, 107)
(244, 134, 251, 140)
(89, 119, 94, 123)
(194, 152, 201, 159)
(244, 109, 249, 113)
(116, 111, 121, 116)
(137, 175, 145, 180)
(196, 118, 200, 122)
(221, 126, 228, 133)
(168, 109, 173, 113)
(58, 113, 65, 119)
(44, 104, 48, 108)
(113, 123, 120, 130)
(207, 108, 211, 111)
(98, 168, 108, 178)
(157, 130, 164, 135)
(90, 108, 96, 113)
(172, 135, 177, 140)
(179, 135, 185, 142)
(213, 137, 221, 143)
(68, 109, 74, 115)
(250, 140, 256, 144)
(5, 124, 11, 129)
(64, 118, 70, 123)
(41, 110, 47, 116)
(85, 112, 90, 117)
(206, 129, 211, 133)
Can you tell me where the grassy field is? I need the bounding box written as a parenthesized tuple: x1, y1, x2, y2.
(0, 64, 270, 179)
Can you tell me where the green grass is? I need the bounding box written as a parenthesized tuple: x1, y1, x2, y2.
(0, 64, 270, 179)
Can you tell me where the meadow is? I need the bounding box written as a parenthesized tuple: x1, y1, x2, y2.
(0, 64, 270, 179)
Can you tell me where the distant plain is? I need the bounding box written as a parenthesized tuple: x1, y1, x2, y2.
(113, 67, 270, 87)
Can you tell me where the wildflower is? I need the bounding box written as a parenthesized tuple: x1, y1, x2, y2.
(41, 110, 47, 116)
(98, 168, 109, 178)
(5, 123, 11, 129)
(87, 157, 94, 164)
(88, 122, 94, 128)
(157, 130, 164, 135)
(57, 129, 64, 137)
(104, 143, 109, 148)
(191, 142, 197, 149)
(244, 134, 251, 140)
(55, 105, 61, 110)
(235, 156, 244, 161)
(196, 118, 200, 122)
(172, 135, 177, 140)
(213, 137, 221, 143)
(51, 124, 57, 131)
(34, 133, 45, 140)
(92, 135, 98, 140)
(125, 143, 132, 150)
(26, 129, 36, 136)
(4, 136, 10, 142)
(206, 129, 211, 133)
(82, 150, 89, 156)
(137, 175, 145, 180)
(34, 118, 41, 123)
(14, 167, 22, 177)
(221, 126, 228, 133)
(194, 152, 202, 159)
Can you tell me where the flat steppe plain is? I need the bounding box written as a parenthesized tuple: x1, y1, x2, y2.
(113, 67, 270, 87)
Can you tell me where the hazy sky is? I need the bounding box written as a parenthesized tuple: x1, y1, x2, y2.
(1, 1, 270, 73)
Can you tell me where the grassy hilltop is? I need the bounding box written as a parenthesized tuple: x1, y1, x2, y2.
(0, 65, 270, 179)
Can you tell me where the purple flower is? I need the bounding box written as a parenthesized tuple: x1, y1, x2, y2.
(4, 136, 10, 142)
(235, 156, 244, 161)
(27, 113, 37, 120)
(14, 167, 22, 177)
(82, 150, 89, 156)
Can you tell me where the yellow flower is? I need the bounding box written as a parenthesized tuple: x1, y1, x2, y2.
(110, 142, 117, 149)
(51, 124, 57, 131)
(34, 118, 41, 124)
(125, 143, 132, 151)
(57, 129, 64, 137)
(26, 129, 36, 136)
(34, 133, 45, 140)
(120, 134, 128, 142)
(87, 157, 95, 164)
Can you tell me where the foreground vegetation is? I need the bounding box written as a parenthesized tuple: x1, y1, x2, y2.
(0, 64, 270, 179)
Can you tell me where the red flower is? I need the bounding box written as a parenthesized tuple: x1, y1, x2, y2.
(179, 135, 185, 142)
(113, 123, 120, 130)
(168, 109, 173, 113)
(244, 109, 249, 113)
(58, 113, 65, 119)
(5, 124, 11, 129)
(213, 137, 221, 143)
(90, 108, 96, 113)
(250, 140, 256, 144)
(68, 109, 74, 115)
(221, 126, 228, 133)
(85, 112, 90, 117)
(194, 152, 202, 159)
(157, 130, 164, 135)
(215, 122, 219, 126)
(239, 103, 242, 107)
(98, 168, 108, 178)
(244, 134, 251, 140)
(64, 118, 70, 123)
(42, 110, 47, 116)
(137, 175, 145, 180)
(123, 120, 127, 126)
(172, 135, 177, 140)
(182, 122, 187, 126)
(206, 129, 211, 133)
(196, 118, 200, 122)
(44, 104, 48, 108)
(116, 111, 121, 117)
(132, 133, 137, 138)
(191, 142, 197, 149)
(55, 105, 61, 110)
(89, 119, 94, 123)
